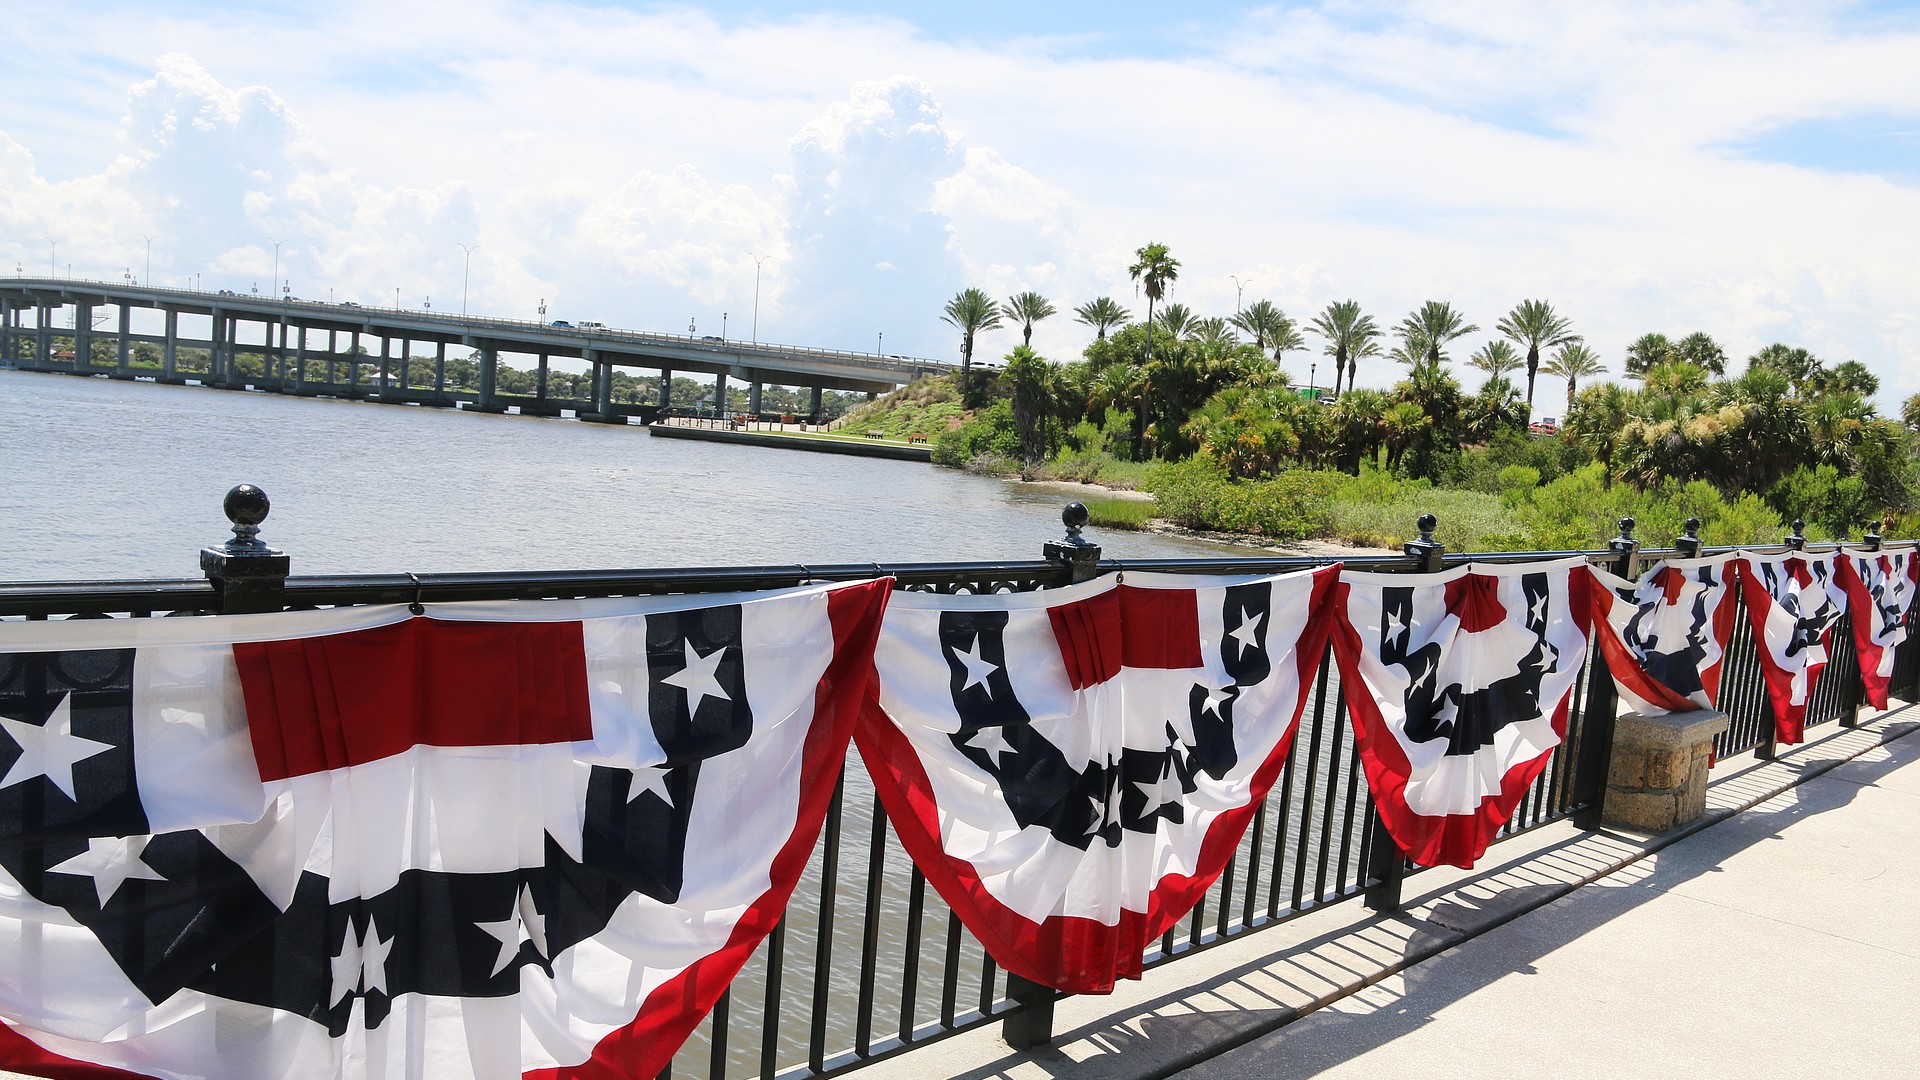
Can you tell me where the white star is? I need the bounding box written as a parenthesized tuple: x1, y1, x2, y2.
(1529, 591, 1550, 625)
(0, 694, 115, 800)
(1227, 606, 1264, 656)
(951, 634, 999, 696)
(1085, 793, 1106, 834)
(661, 640, 730, 717)
(965, 724, 1015, 766)
(48, 834, 167, 907)
(329, 918, 393, 1006)
(1384, 607, 1408, 648)
(628, 765, 673, 807)
(1134, 754, 1177, 808)
(1197, 683, 1233, 719)
(476, 884, 549, 977)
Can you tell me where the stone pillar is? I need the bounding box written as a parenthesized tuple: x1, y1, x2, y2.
(1603, 709, 1730, 833)
(162, 309, 178, 381)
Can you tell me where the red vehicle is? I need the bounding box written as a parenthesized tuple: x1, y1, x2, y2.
(1529, 416, 1559, 435)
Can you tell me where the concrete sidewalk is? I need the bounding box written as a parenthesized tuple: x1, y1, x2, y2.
(865, 702, 1920, 1080)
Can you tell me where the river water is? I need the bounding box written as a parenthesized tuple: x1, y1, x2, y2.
(0, 369, 1234, 582)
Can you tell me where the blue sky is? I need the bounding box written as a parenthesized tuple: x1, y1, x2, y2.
(2, 1, 1917, 411)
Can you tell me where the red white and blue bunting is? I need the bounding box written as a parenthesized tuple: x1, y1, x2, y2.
(1329, 558, 1593, 870)
(1836, 547, 1919, 711)
(1587, 554, 1740, 716)
(1736, 550, 1847, 745)
(857, 567, 1339, 993)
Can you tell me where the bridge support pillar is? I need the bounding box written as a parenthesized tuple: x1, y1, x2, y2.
(0, 297, 11, 362)
(378, 336, 392, 398)
(713, 371, 726, 415)
(748, 380, 762, 414)
(210, 310, 227, 386)
(658, 368, 672, 408)
(114, 304, 132, 378)
(809, 385, 823, 423)
(162, 310, 178, 381)
(536, 354, 549, 400)
(474, 345, 505, 412)
(37, 302, 52, 366)
(294, 327, 308, 391)
(74, 300, 93, 372)
(435, 341, 447, 396)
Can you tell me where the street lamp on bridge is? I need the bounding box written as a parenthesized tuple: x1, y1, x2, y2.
(268, 237, 282, 302)
(45, 238, 56, 277)
(1230, 274, 1247, 314)
(748, 251, 765, 345)
(139, 234, 156, 287)
(457, 243, 478, 318)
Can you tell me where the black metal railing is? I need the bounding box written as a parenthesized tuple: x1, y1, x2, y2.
(1, 492, 1914, 1080)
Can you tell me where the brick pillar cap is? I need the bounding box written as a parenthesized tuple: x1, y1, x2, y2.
(1615, 708, 1730, 747)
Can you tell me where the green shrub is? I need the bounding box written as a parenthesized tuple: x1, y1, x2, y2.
(931, 401, 1019, 467)
(1143, 459, 1231, 529)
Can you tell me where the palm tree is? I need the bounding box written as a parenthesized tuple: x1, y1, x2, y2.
(1625, 332, 1674, 379)
(1191, 316, 1236, 347)
(1230, 300, 1287, 351)
(1399, 301, 1479, 368)
(1128, 242, 1180, 360)
(1496, 299, 1579, 412)
(1311, 300, 1381, 396)
(1541, 342, 1605, 418)
(941, 288, 1003, 400)
(1467, 340, 1521, 382)
(1074, 297, 1130, 341)
(1390, 328, 1432, 370)
(1155, 302, 1198, 339)
(1004, 290, 1056, 348)
(1672, 331, 1726, 376)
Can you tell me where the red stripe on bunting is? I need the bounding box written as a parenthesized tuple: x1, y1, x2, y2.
(234, 618, 593, 780)
(1048, 585, 1203, 690)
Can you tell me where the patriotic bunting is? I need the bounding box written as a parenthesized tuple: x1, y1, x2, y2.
(1835, 546, 1919, 711)
(1330, 558, 1592, 870)
(857, 567, 1339, 993)
(1587, 554, 1741, 716)
(1736, 550, 1847, 745)
(0, 579, 889, 1080)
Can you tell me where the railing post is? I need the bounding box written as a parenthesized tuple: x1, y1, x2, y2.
(1573, 517, 1641, 828)
(199, 484, 290, 615)
(1041, 501, 1103, 585)
(1003, 502, 1105, 1051)
(1365, 513, 1444, 913)
(1864, 520, 1883, 553)
(1676, 517, 1702, 559)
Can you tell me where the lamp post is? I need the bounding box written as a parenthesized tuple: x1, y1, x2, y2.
(1309, 361, 1317, 399)
(748, 251, 765, 344)
(138, 234, 155, 287)
(457, 242, 478, 318)
(877, 331, 883, 356)
(45, 238, 56, 277)
(1230, 274, 1246, 314)
(722, 312, 728, 340)
(268, 237, 282, 302)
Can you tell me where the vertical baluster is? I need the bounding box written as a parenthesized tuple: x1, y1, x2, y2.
(897, 867, 927, 1042)
(806, 773, 846, 1075)
(758, 918, 786, 1080)
(854, 793, 889, 1056)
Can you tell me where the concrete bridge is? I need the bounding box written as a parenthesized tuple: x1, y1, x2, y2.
(0, 277, 947, 422)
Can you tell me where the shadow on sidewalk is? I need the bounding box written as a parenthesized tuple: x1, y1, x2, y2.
(942, 713, 1920, 1080)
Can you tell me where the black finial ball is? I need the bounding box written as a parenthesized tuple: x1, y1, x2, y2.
(224, 484, 271, 527)
(1417, 513, 1438, 534)
(1063, 501, 1090, 530)
(1684, 517, 1701, 534)
(1792, 518, 1805, 533)
(1619, 516, 1636, 536)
